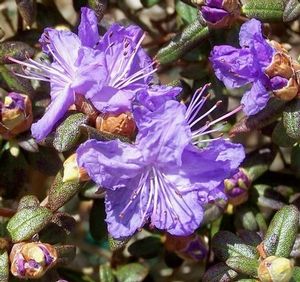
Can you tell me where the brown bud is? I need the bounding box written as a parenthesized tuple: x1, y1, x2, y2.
(63, 153, 90, 183)
(0, 93, 33, 139)
(273, 76, 299, 101)
(10, 242, 57, 279)
(96, 112, 136, 138)
(265, 52, 294, 79)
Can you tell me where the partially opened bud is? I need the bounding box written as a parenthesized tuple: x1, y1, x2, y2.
(0, 93, 33, 139)
(197, 0, 241, 29)
(224, 168, 251, 206)
(264, 43, 300, 101)
(258, 256, 294, 282)
(165, 233, 208, 261)
(63, 154, 90, 183)
(96, 112, 136, 138)
(10, 242, 57, 279)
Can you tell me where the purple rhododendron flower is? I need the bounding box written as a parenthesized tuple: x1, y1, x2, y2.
(210, 19, 287, 116)
(201, 0, 229, 24)
(77, 86, 245, 238)
(10, 7, 156, 141)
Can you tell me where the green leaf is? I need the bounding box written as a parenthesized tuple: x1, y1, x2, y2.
(80, 181, 105, 200)
(99, 264, 115, 282)
(0, 41, 35, 64)
(212, 231, 259, 261)
(283, 0, 300, 22)
(155, 19, 209, 65)
(128, 236, 163, 259)
(263, 205, 299, 257)
(115, 263, 148, 282)
(283, 99, 300, 139)
(7, 206, 53, 242)
(176, 0, 198, 24)
(272, 120, 297, 147)
(242, 0, 285, 21)
(226, 256, 259, 277)
(0, 65, 34, 95)
(53, 112, 88, 152)
(0, 250, 8, 282)
(141, 0, 160, 7)
(202, 262, 239, 282)
(17, 195, 40, 210)
(291, 266, 300, 282)
(48, 170, 82, 211)
(88, 0, 107, 20)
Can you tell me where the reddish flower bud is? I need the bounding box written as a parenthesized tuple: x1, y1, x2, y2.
(96, 112, 136, 138)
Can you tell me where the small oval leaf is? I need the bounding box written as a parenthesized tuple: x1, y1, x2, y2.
(115, 263, 148, 282)
(7, 207, 53, 242)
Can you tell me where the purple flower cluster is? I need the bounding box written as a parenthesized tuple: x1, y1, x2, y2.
(77, 85, 245, 238)
(210, 19, 290, 116)
(12, 8, 245, 238)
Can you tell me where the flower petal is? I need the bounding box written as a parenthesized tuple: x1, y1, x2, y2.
(78, 7, 99, 48)
(31, 86, 74, 141)
(76, 139, 145, 190)
(39, 29, 81, 72)
(241, 79, 270, 116)
(239, 19, 274, 68)
(210, 45, 259, 88)
(133, 100, 191, 165)
(136, 85, 182, 112)
(105, 175, 150, 238)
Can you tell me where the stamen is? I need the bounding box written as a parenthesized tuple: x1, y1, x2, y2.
(189, 100, 222, 128)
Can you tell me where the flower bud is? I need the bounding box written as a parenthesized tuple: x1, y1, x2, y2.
(10, 242, 57, 279)
(63, 154, 90, 183)
(198, 0, 241, 29)
(264, 43, 300, 101)
(0, 93, 33, 139)
(96, 112, 136, 138)
(224, 168, 251, 206)
(258, 256, 294, 282)
(165, 233, 208, 261)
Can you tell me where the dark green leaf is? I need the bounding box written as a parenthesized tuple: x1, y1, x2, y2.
(272, 120, 297, 147)
(291, 266, 300, 282)
(108, 235, 130, 252)
(128, 236, 162, 259)
(175, 0, 198, 24)
(17, 195, 40, 210)
(48, 170, 82, 211)
(88, 0, 107, 20)
(7, 206, 53, 242)
(53, 112, 88, 152)
(0, 41, 35, 64)
(242, 0, 284, 21)
(283, 99, 300, 139)
(155, 19, 209, 65)
(115, 263, 148, 282)
(226, 256, 259, 277)
(212, 231, 259, 261)
(202, 262, 239, 282)
(291, 144, 300, 177)
(263, 205, 299, 257)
